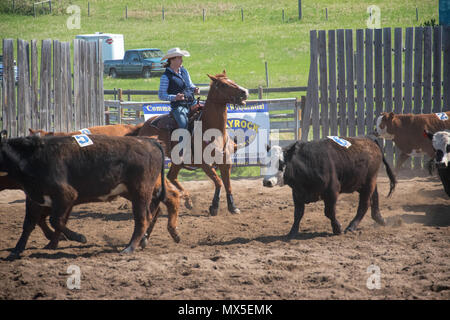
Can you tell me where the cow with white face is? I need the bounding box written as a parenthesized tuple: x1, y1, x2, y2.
(262, 145, 284, 188)
(375, 111, 450, 171)
(425, 130, 450, 197)
(263, 137, 396, 237)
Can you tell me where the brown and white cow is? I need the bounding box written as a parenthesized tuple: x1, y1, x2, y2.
(0, 132, 173, 259)
(425, 130, 450, 198)
(263, 136, 396, 237)
(375, 111, 450, 170)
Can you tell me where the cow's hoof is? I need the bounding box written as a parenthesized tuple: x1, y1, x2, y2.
(74, 234, 87, 244)
(121, 246, 135, 254)
(6, 252, 21, 261)
(44, 242, 58, 250)
(286, 231, 297, 239)
(209, 206, 218, 216)
(332, 224, 343, 235)
(344, 227, 354, 234)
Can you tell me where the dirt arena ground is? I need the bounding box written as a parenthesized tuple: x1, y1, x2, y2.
(0, 172, 449, 300)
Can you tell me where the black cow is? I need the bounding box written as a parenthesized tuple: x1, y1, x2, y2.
(0, 131, 166, 259)
(425, 130, 450, 198)
(263, 136, 396, 237)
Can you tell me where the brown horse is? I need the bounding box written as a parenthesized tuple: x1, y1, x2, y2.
(138, 70, 248, 216)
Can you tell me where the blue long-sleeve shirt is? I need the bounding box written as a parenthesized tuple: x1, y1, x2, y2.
(158, 66, 196, 102)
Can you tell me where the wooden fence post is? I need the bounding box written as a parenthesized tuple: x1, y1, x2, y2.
(443, 26, 450, 111)
(1, 39, 15, 135)
(31, 40, 39, 130)
(298, 0, 302, 20)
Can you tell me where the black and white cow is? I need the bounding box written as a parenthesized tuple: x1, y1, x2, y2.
(263, 136, 397, 237)
(0, 131, 167, 259)
(425, 130, 450, 198)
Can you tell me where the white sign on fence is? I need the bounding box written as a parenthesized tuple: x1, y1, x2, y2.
(141, 102, 270, 166)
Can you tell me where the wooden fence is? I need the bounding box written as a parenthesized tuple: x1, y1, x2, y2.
(302, 26, 450, 169)
(104, 97, 305, 148)
(104, 86, 307, 101)
(1, 38, 104, 137)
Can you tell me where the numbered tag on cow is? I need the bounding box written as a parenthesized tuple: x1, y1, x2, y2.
(73, 134, 94, 147)
(327, 136, 352, 148)
(80, 128, 92, 135)
(435, 113, 449, 121)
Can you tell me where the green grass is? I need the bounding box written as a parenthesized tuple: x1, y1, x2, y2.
(0, 0, 438, 179)
(0, 0, 437, 92)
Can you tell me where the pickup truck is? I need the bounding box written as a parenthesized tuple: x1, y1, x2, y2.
(103, 48, 165, 78)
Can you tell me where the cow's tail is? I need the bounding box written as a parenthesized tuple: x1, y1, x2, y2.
(153, 139, 167, 203)
(373, 138, 397, 197)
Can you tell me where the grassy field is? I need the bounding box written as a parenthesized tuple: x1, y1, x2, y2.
(0, 0, 439, 179)
(0, 0, 437, 96)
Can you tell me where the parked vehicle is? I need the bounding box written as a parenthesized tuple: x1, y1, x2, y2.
(75, 32, 124, 62)
(0, 55, 18, 85)
(103, 48, 165, 78)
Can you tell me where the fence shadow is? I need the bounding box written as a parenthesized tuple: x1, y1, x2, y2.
(398, 204, 450, 227)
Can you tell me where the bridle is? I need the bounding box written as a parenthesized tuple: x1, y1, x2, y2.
(206, 79, 246, 106)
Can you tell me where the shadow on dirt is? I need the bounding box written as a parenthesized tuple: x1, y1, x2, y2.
(398, 204, 450, 227)
(199, 231, 332, 246)
(0, 243, 123, 261)
(70, 210, 132, 222)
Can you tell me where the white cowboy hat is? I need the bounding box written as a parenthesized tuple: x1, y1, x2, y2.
(162, 47, 190, 60)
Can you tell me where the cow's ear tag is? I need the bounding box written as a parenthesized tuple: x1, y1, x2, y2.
(80, 128, 92, 135)
(327, 136, 352, 148)
(435, 113, 449, 121)
(73, 134, 94, 147)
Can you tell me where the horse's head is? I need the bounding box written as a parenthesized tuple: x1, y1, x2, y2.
(207, 70, 248, 106)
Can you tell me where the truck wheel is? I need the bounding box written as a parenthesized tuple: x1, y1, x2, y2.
(109, 68, 118, 78)
(142, 68, 151, 79)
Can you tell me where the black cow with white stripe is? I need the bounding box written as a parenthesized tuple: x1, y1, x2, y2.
(263, 136, 396, 237)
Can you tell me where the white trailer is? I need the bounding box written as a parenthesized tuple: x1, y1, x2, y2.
(75, 33, 124, 62)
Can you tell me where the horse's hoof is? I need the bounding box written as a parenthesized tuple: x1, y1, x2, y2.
(185, 198, 194, 210)
(121, 246, 135, 254)
(168, 227, 180, 243)
(140, 237, 148, 249)
(229, 207, 241, 214)
(373, 216, 386, 226)
(209, 206, 218, 216)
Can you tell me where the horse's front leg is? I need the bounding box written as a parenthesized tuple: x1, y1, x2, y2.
(201, 164, 223, 216)
(167, 164, 193, 209)
(219, 164, 240, 214)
